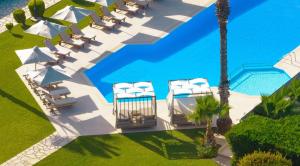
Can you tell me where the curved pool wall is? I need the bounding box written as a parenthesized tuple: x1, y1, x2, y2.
(230, 67, 290, 96)
(86, 0, 300, 102)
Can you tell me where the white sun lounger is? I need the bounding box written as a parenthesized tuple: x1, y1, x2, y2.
(101, 6, 126, 23)
(89, 13, 116, 30)
(125, 0, 150, 8)
(59, 32, 85, 48)
(40, 87, 71, 99)
(44, 39, 70, 58)
(45, 96, 78, 109)
(70, 24, 96, 43)
(116, 0, 139, 14)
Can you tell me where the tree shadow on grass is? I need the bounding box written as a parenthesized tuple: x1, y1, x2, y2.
(11, 33, 23, 39)
(0, 88, 48, 121)
(71, 0, 95, 7)
(63, 135, 120, 158)
(124, 129, 205, 160)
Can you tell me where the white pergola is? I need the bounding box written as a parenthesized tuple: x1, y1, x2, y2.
(167, 78, 214, 125)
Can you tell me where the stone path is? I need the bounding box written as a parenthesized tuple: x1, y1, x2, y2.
(0, 0, 61, 33)
(1, 133, 76, 166)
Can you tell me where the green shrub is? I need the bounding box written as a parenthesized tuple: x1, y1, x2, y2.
(238, 151, 292, 166)
(198, 145, 218, 158)
(28, 0, 45, 18)
(13, 9, 26, 27)
(226, 115, 300, 165)
(5, 23, 13, 31)
(250, 78, 300, 119)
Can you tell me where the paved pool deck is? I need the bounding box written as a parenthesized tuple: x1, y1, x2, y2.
(16, 0, 217, 138)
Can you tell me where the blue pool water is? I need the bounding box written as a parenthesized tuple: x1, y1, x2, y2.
(86, 0, 300, 102)
(230, 67, 290, 96)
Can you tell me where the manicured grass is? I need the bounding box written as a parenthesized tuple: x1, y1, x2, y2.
(0, 0, 101, 163)
(37, 129, 217, 166)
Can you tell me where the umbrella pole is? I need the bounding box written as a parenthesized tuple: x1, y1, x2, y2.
(35, 63, 37, 70)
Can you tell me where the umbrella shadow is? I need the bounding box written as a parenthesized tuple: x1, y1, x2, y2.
(71, 0, 96, 7)
(62, 135, 120, 158)
(0, 88, 49, 121)
(44, 17, 67, 26)
(11, 33, 24, 39)
(124, 129, 204, 160)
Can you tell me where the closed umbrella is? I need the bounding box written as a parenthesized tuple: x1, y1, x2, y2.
(16, 46, 56, 69)
(51, 6, 95, 23)
(31, 66, 71, 87)
(25, 20, 67, 39)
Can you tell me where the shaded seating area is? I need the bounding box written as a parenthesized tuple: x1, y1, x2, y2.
(116, 0, 139, 14)
(59, 32, 86, 48)
(124, 0, 150, 9)
(23, 66, 78, 112)
(113, 81, 157, 129)
(44, 39, 71, 58)
(167, 78, 215, 126)
(89, 13, 117, 30)
(70, 24, 96, 43)
(101, 6, 126, 23)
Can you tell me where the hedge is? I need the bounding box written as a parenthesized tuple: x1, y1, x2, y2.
(238, 151, 292, 166)
(226, 115, 300, 165)
(28, 0, 45, 18)
(13, 9, 26, 27)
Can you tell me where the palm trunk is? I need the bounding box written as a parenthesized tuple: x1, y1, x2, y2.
(205, 119, 215, 146)
(216, 0, 232, 133)
(216, 0, 230, 107)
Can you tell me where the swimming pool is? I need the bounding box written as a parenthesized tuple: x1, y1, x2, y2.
(86, 0, 300, 102)
(230, 67, 290, 96)
(0, 0, 26, 18)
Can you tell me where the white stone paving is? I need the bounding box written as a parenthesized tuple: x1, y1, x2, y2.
(275, 45, 300, 77)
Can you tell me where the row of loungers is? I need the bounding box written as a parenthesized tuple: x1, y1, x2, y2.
(55, 0, 151, 49)
(24, 76, 77, 112)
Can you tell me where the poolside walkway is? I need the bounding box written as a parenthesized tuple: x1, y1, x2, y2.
(275, 46, 300, 77)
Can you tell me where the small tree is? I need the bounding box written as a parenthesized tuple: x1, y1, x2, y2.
(5, 23, 14, 32)
(258, 87, 292, 119)
(13, 9, 26, 27)
(238, 151, 292, 166)
(287, 79, 300, 102)
(188, 95, 229, 146)
(28, 0, 45, 18)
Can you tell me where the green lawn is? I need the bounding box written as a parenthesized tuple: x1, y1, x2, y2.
(37, 129, 217, 166)
(0, 0, 101, 163)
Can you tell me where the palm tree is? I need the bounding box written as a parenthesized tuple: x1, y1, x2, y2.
(259, 87, 292, 119)
(188, 95, 229, 146)
(216, 0, 232, 133)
